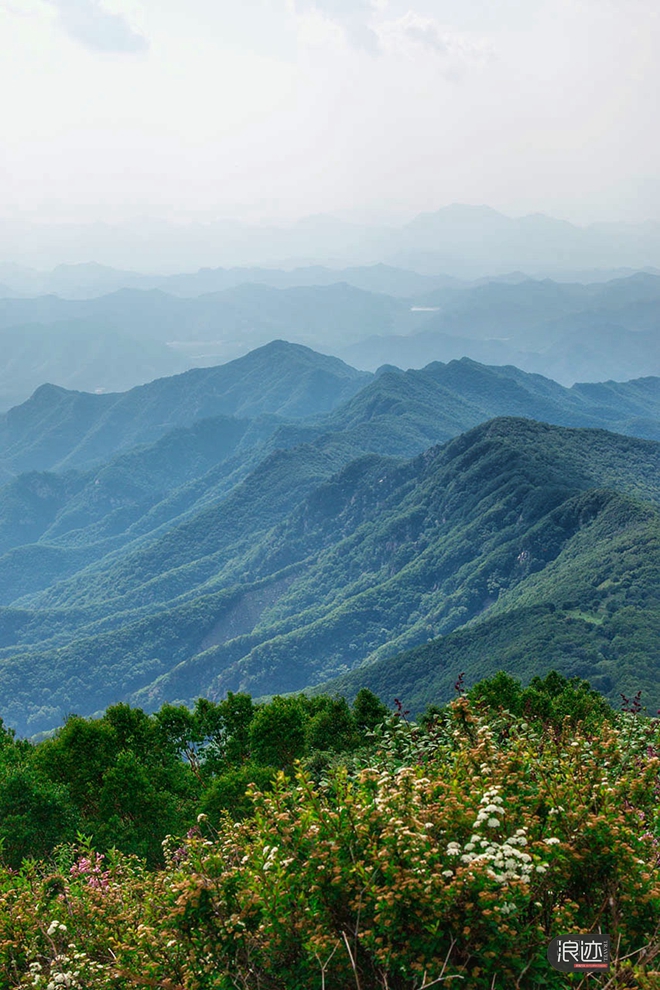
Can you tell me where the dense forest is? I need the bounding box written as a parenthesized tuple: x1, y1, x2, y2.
(0, 672, 657, 988)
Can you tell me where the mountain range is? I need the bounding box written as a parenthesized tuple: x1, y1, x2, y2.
(0, 261, 451, 301)
(0, 341, 658, 735)
(3, 205, 660, 273)
(0, 269, 660, 411)
(0, 342, 370, 474)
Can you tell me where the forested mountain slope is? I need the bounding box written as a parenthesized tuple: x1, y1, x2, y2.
(2, 347, 660, 482)
(0, 413, 281, 556)
(0, 341, 371, 474)
(0, 354, 658, 614)
(325, 358, 660, 450)
(325, 491, 660, 716)
(0, 417, 658, 734)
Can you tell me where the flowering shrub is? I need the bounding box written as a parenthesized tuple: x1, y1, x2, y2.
(0, 697, 657, 988)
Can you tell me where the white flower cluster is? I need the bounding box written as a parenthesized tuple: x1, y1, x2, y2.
(443, 786, 551, 884)
(31, 942, 105, 988)
(262, 844, 279, 872)
(473, 786, 504, 830)
(32, 955, 81, 990)
(498, 901, 517, 915)
(46, 971, 79, 990)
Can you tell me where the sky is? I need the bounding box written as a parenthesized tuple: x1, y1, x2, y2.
(1, 0, 660, 226)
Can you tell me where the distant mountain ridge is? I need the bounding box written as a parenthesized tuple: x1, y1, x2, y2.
(0, 271, 659, 411)
(0, 319, 187, 412)
(0, 282, 413, 409)
(3, 204, 660, 273)
(0, 261, 453, 300)
(321, 357, 660, 447)
(339, 272, 660, 382)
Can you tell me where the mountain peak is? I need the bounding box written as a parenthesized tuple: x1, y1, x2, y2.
(406, 203, 507, 230)
(231, 339, 367, 378)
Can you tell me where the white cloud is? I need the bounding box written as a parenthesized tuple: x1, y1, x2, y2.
(293, 0, 380, 52)
(377, 12, 493, 65)
(46, 0, 148, 53)
(397, 13, 451, 54)
(291, 2, 493, 65)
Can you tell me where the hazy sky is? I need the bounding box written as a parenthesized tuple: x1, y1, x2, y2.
(2, 0, 660, 225)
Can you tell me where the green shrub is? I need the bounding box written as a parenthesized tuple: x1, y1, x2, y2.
(0, 694, 658, 988)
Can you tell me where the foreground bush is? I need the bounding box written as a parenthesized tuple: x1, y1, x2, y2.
(0, 691, 387, 867)
(0, 695, 658, 989)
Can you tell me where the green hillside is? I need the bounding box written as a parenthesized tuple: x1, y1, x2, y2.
(1, 346, 660, 735)
(326, 358, 660, 449)
(1, 417, 659, 734)
(2, 354, 658, 613)
(324, 492, 660, 715)
(2, 348, 659, 486)
(0, 340, 371, 473)
(0, 414, 278, 556)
